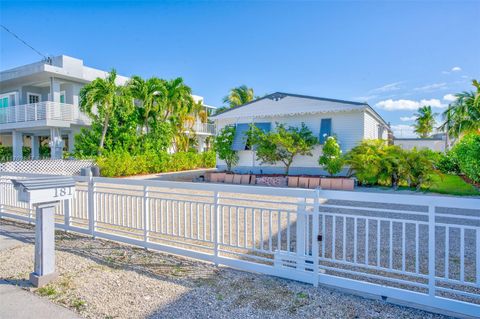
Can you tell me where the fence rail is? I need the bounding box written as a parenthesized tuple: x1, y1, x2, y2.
(0, 172, 479, 318)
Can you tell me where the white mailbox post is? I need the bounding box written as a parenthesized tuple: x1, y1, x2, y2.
(11, 177, 75, 287)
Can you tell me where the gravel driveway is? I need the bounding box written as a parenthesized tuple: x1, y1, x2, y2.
(0, 219, 453, 319)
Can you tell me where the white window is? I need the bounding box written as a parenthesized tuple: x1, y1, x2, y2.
(27, 93, 41, 104)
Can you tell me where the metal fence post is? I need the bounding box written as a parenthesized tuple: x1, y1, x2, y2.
(428, 204, 436, 298)
(143, 185, 149, 248)
(213, 191, 220, 266)
(87, 170, 96, 238)
(311, 189, 320, 287)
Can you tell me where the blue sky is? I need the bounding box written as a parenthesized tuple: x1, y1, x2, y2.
(1, 1, 479, 137)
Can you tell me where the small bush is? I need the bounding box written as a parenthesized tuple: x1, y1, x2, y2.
(346, 140, 435, 189)
(452, 133, 480, 182)
(318, 136, 344, 176)
(436, 151, 460, 174)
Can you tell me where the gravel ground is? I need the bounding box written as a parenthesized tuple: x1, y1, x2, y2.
(0, 219, 454, 319)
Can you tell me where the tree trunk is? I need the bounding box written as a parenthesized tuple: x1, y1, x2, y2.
(99, 116, 110, 155)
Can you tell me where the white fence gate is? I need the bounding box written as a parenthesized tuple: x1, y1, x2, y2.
(0, 172, 479, 318)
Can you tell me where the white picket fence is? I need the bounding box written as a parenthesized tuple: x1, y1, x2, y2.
(0, 172, 479, 317)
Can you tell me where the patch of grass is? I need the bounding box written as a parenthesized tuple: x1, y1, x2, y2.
(425, 173, 480, 196)
(376, 172, 479, 196)
(216, 293, 224, 301)
(296, 292, 308, 299)
(37, 285, 58, 297)
(71, 298, 86, 311)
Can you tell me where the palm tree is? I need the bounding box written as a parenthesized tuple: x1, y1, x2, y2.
(222, 85, 255, 109)
(439, 80, 480, 138)
(162, 77, 193, 121)
(79, 69, 129, 153)
(127, 76, 166, 133)
(413, 105, 437, 138)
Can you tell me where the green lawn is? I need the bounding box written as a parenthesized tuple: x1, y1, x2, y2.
(425, 173, 480, 196)
(375, 172, 480, 196)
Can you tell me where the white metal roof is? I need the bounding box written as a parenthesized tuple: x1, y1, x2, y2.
(212, 93, 369, 120)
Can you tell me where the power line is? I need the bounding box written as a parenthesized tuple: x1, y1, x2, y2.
(1, 24, 51, 64)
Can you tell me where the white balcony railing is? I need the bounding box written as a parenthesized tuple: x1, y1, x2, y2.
(0, 102, 90, 125)
(185, 121, 216, 135)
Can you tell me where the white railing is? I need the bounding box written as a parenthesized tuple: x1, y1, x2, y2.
(0, 102, 90, 125)
(185, 122, 216, 135)
(0, 172, 479, 318)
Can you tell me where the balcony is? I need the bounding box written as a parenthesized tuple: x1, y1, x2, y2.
(0, 102, 91, 129)
(184, 121, 216, 135)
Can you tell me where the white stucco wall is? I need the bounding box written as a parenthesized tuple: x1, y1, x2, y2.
(394, 139, 446, 152)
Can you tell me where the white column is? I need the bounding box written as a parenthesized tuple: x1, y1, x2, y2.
(29, 203, 58, 287)
(50, 77, 61, 102)
(12, 130, 23, 160)
(31, 135, 40, 159)
(49, 128, 64, 159)
(68, 132, 75, 153)
(197, 136, 205, 152)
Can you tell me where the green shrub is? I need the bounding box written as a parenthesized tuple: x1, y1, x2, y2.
(452, 133, 480, 182)
(214, 125, 238, 171)
(96, 150, 216, 177)
(436, 151, 460, 174)
(346, 140, 435, 189)
(345, 140, 385, 185)
(318, 136, 344, 176)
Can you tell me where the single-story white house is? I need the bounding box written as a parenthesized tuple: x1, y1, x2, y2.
(211, 92, 390, 175)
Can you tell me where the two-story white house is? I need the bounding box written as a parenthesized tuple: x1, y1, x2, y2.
(0, 55, 215, 159)
(212, 92, 390, 175)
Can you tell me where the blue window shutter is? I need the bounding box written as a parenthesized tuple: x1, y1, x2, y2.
(254, 122, 271, 132)
(231, 123, 250, 151)
(319, 118, 332, 144)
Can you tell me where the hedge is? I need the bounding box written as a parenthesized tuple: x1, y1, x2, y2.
(96, 150, 216, 177)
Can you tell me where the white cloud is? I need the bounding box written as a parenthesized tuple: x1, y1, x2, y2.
(400, 116, 417, 122)
(443, 94, 456, 102)
(414, 82, 447, 91)
(451, 66, 462, 72)
(420, 98, 444, 108)
(375, 98, 445, 111)
(370, 82, 403, 94)
(354, 94, 378, 101)
(390, 124, 416, 138)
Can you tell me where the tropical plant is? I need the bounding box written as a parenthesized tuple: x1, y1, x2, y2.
(451, 133, 480, 183)
(439, 80, 480, 138)
(345, 140, 385, 185)
(318, 136, 344, 176)
(79, 69, 131, 153)
(402, 148, 435, 190)
(214, 125, 238, 171)
(216, 85, 256, 114)
(413, 105, 437, 138)
(435, 151, 460, 174)
(127, 76, 166, 133)
(378, 145, 406, 189)
(249, 122, 318, 175)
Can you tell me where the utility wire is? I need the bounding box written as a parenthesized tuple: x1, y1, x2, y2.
(1, 24, 51, 63)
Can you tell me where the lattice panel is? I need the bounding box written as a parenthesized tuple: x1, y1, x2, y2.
(0, 159, 94, 176)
